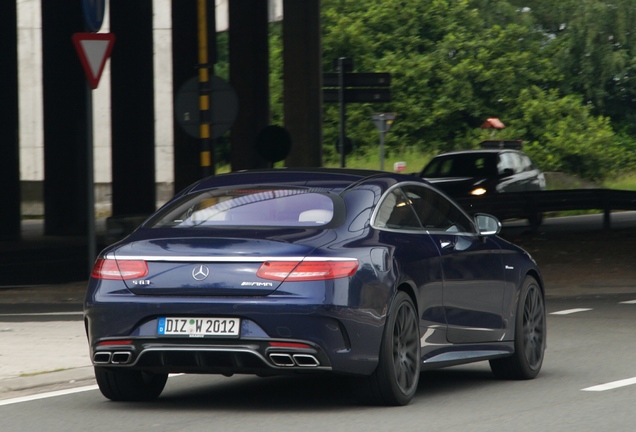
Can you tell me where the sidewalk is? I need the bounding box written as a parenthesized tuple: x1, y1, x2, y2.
(0, 282, 94, 399)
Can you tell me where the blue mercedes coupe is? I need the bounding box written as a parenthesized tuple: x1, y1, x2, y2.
(84, 168, 546, 406)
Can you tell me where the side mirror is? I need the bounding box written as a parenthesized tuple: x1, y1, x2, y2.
(475, 213, 501, 236)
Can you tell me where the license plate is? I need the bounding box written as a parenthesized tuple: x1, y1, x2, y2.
(157, 317, 240, 338)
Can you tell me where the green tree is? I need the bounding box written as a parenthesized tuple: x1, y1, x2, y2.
(321, 0, 558, 158)
(511, 1, 636, 131)
(505, 86, 626, 180)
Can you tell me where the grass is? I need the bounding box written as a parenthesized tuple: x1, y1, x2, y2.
(217, 147, 434, 174)
(604, 172, 636, 190)
(544, 172, 600, 190)
(324, 147, 432, 172)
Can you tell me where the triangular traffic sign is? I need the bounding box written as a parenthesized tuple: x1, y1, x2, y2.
(72, 33, 115, 89)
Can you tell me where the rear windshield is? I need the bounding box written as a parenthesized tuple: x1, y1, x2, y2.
(148, 187, 336, 228)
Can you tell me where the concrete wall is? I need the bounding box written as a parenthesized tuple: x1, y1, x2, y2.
(17, 0, 175, 216)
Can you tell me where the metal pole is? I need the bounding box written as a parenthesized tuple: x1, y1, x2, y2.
(379, 127, 385, 171)
(86, 81, 96, 273)
(372, 113, 396, 171)
(197, 0, 213, 177)
(338, 57, 346, 168)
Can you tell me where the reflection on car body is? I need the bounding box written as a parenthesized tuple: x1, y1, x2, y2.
(85, 168, 546, 406)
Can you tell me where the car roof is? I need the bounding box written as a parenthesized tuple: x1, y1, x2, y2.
(186, 168, 422, 195)
(431, 149, 523, 158)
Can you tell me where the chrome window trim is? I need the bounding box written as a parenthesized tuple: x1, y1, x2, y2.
(106, 253, 357, 262)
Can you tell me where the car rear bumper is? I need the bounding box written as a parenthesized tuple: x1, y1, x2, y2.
(91, 338, 332, 375)
(85, 295, 385, 376)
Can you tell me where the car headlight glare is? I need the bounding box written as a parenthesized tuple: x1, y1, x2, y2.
(470, 187, 487, 196)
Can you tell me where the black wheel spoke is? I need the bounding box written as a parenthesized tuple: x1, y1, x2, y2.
(370, 292, 420, 405)
(391, 302, 419, 393)
(490, 276, 546, 380)
(522, 285, 545, 369)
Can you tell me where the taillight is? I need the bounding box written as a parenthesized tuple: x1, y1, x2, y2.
(91, 258, 148, 280)
(256, 259, 358, 281)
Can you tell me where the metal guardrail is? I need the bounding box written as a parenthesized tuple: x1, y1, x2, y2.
(454, 189, 636, 229)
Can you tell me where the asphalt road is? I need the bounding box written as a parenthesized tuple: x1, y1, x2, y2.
(2, 293, 636, 431)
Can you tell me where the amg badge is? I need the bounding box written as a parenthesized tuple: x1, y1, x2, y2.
(241, 282, 274, 287)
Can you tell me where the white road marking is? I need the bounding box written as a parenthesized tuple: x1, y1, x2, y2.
(0, 385, 98, 407)
(550, 308, 593, 315)
(0, 375, 183, 407)
(582, 377, 636, 392)
(619, 300, 636, 304)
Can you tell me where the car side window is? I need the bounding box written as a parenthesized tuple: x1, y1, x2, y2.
(438, 159, 454, 175)
(400, 184, 475, 234)
(521, 154, 534, 172)
(498, 152, 519, 175)
(510, 152, 523, 173)
(374, 189, 423, 230)
(496, 154, 507, 175)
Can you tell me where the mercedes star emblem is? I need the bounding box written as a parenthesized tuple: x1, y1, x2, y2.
(192, 265, 210, 281)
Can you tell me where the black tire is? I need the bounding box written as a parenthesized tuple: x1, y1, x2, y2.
(490, 276, 546, 380)
(366, 291, 420, 406)
(94, 367, 168, 401)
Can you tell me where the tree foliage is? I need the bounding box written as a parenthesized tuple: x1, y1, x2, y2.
(212, 0, 636, 180)
(511, 0, 636, 120)
(505, 87, 620, 181)
(315, 0, 636, 180)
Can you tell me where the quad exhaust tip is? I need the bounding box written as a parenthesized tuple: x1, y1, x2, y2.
(292, 354, 320, 367)
(95, 350, 319, 368)
(269, 353, 320, 367)
(93, 352, 112, 364)
(93, 351, 132, 365)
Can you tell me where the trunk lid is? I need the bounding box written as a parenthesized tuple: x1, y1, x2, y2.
(111, 236, 319, 296)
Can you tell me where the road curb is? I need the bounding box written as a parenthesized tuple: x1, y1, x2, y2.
(0, 366, 95, 397)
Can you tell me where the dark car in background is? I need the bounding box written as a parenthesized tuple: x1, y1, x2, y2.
(419, 141, 546, 225)
(84, 168, 546, 406)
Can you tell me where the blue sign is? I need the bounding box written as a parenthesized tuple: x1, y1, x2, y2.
(82, 0, 106, 33)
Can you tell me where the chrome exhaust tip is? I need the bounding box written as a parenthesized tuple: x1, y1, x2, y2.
(93, 352, 112, 364)
(269, 353, 295, 367)
(111, 351, 132, 364)
(269, 352, 321, 367)
(292, 354, 320, 367)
